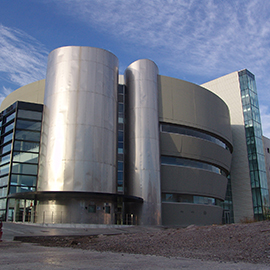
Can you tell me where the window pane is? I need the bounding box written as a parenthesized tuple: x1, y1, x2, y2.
(1, 143, 11, 155)
(17, 110, 42, 121)
(0, 175, 9, 186)
(9, 185, 36, 194)
(0, 163, 10, 176)
(0, 198, 6, 209)
(13, 152, 39, 164)
(12, 163, 38, 175)
(3, 133, 13, 144)
(16, 120, 41, 131)
(15, 130, 41, 142)
(6, 112, 15, 123)
(11, 174, 37, 187)
(4, 122, 14, 133)
(0, 187, 7, 197)
(0, 153, 11, 166)
(14, 141, 40, 152)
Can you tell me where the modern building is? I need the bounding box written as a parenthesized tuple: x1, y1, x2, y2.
(0, 45, 266, 226)
(202, 70, 269, 222)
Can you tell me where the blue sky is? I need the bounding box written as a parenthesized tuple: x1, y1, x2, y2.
(1, 0, 270, 136)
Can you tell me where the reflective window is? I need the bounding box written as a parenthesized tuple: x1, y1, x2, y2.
(161, 156, 227, 176)
(15, 130, 41, 142)
(0, 175, 9, 186)
(160, 123, 231, 152)
(10, 174, 37, 187)
(161, 193, 221, 206)
(0, 163, 10, 176)
(118, 162, 123, 171)
(16, 120, 41, 131)
(6, 112, 15, 123)
(12, 163, 38, 175)
(1, 143, 12, 154)
(9, 185, 36, 194)
(17, 110, 42, 121)
(0, 153, 11, 166)
(3, 132, 13, 144)
(4, 122, 14, 134)
(0, 187, 7, 198)
(0, 198, 6, 209)
(14, 141, 40, 152)
(13, 152, 39, 164)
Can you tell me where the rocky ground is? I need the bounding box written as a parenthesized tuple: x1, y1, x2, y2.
(17, 220, 270, 265)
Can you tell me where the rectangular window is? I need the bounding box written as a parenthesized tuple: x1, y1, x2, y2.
(0, 187, 7, 198)
(3, 122, 14, 134)
(11, 174, 37, 187)
(1, 143, 12, 155)
(0, 163, 10, 176)
(0, 175, 9, 186)
(16, 120, 42, 131)
(17, 110, 42, 121)
(6, 112, 15, 123)
(0, 198, 6, 209)
(12, 163, 38, 175)
(13, 152, 39, 164)
(3, 133, 13, 144)
(15, 130, 41, 142)
(14, 141, 40, 152)
(0, 153, 11, 166)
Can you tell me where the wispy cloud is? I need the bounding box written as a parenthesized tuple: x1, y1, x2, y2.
(47, 0, 270, 134)
(0, 86, 13, 105)
(47, 0, 270, 81)
(0, 24, 48, 87)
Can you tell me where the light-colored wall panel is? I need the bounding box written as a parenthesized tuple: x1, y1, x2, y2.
(0, 80, 45, 111)
(161, 165, 228, 200)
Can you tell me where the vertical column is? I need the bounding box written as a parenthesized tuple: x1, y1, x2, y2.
(125, 59, 161, 225)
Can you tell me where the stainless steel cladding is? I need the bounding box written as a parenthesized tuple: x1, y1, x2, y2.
(38, 46, 118, 193)
(125, 59, 161, 225)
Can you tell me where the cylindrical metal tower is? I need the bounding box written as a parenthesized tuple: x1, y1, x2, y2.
(125, 59, 161, 225)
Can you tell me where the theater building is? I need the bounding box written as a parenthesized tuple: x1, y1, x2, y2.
(2, 46, 264, 226)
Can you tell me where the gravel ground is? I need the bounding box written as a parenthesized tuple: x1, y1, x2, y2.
(17, 220, 270, 265)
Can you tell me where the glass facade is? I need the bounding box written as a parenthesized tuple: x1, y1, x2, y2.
(117, 84, 125, 194)
(161, 156, 227, 176)
(161, 123, 232, 152)
(239, 69, 269, 220)
(162, 193, 222, 206)
(0, 101, 43, 221)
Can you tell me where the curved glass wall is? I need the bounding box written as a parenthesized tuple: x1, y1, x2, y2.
(0, 104, 16, 220)
(239, 69, 269, 220)
(161, 156, 227, 176)
(0, 101, 43, 221)
(162, 193, 222, 206)
(160, 123, 232, 152)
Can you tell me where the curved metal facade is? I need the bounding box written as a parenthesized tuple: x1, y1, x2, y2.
(38, 46, 118, 193)
(125, 59, 161, 225)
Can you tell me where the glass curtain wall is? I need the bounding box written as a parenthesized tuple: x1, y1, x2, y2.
(0, 101, 43, 221)
(116, 84, 125, 224)
(0, 104, 16, 220)
(239, 69, 270, 220)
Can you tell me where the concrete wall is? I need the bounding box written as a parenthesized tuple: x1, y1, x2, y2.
(0, 80, 45, 111)
(158, 75, 232, 226)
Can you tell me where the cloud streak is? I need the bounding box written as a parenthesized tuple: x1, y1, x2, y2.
(47, 0, 270, 136)
(0, 24, 48, 88)
(48, 0, 270, 80)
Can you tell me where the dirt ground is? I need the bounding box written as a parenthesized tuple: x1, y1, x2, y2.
(17, 220, 270, 265)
